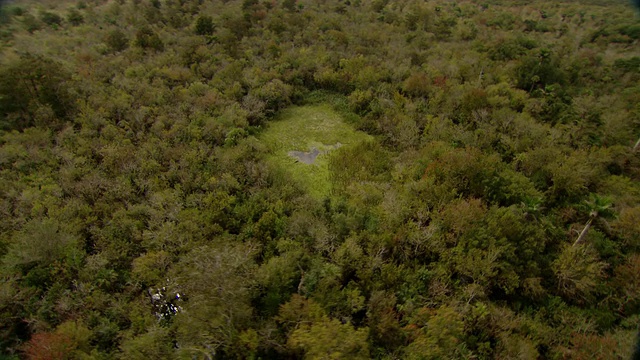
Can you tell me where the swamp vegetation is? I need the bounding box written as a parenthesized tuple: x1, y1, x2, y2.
(0, 0, 640, 358)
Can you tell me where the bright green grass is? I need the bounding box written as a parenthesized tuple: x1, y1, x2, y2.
(260, 105, 372, 198)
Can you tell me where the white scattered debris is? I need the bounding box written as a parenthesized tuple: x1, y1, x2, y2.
(148, 282, 184, 323)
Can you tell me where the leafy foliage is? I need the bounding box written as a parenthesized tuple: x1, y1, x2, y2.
(194, 15, 215, 36)
(0, 54, 74, 130)
(134, 26, 164, 51)
(104, 29, 129, 53)
(0, 0, 638, 359)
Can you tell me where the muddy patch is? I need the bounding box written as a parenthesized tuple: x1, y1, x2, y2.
(288, 143, 342, 164)
(288, 148, 320, 164)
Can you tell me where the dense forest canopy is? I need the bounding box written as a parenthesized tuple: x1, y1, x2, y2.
(0, 0, 639, 358)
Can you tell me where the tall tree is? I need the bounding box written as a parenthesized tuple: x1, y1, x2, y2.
(0, 54, 74, 130)
(573, 194, 615, 247)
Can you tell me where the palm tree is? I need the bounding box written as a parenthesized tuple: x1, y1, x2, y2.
(521, 196, 545, 222)
(573, 194, 615, 247)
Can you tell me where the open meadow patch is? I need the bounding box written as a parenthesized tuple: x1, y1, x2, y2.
(259, 105, 372, 198)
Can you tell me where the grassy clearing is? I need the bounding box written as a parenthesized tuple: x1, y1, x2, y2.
(260, 104, 372, 198)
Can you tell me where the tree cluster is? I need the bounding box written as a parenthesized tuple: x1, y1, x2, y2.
(0, 0, 639, 359)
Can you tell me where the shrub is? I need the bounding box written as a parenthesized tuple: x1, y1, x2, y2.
(514, 50, 566, 91)
(22, 13, 42, 33)
(194, 15, 214, 36)
(40, 11, 62, 27)
(614, 57, 640, 73)
(66, 8, 84, 26)
(105, 29, 129, 52)
(135, 26, 164, 51)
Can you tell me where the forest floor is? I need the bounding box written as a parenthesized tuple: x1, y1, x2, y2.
(260, 105, 372, 198)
